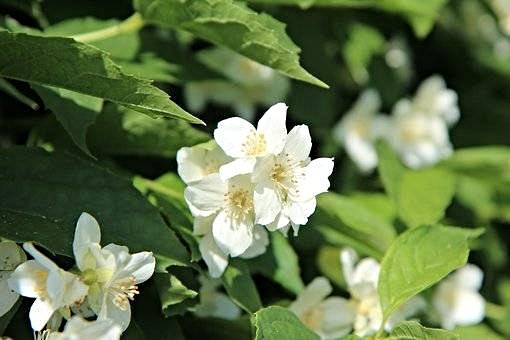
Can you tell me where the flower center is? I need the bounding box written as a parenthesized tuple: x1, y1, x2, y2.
(301, 306, 324, 331)
(270, 154, 305, 199)
(110, 276, 139, 311)
(34, 270, 49, 298)
(225, 187, 253, 220)
(400, 118, 426, 142)
(242, 132, 267, 157)
(351, 117, 372, 139)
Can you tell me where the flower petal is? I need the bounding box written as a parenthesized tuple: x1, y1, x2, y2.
(256, 103, 287, 155)
(214, 117, 256, 158)
(8, 260, 47, 298)
(212, 210, 253, 257)
(199, 233, 229, 278)
(184, 174, 227, 217)
(176, 146, 208, 184)
(320, 297, 355, 339)
(286, 199, 316, 227)
(289, 277, 332, 318)
(240, 226, 269, 259)
(98, 295, 131, 332)
(119, 251, 155, 284)
(284, 125, 312, 162)
(193, 215, 214, 236)
(452, 264, 483, 291)
(29, 298, 57, 331)
(254, 183, 281, 225)
(219, 158, 257, 181)
(61, 317, 122, 340)
(73, 212, 101, 271)
(23, 243, 59, 272)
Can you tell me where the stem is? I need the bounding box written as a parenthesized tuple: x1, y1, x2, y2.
(135, 177, 183, 201)
(71, 13, 145, 43)
(486, 302, 506, 320)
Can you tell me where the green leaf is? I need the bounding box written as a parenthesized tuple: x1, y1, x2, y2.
(378, 225, 482, 320)
(454, 325, 504, 340)
(134, 0, 328, 88)
(247, 232, 304, 295)
(390, 321, 459, 340)
(397, 168, 456, 228)
(377, 143, 456, 228)
(222, 258, 262, 313)
(179, 315, 251, 340)
(316, 246, 344, 288)
(0, 299, 20, 334)
(0, 147, 189, 270)
(0, 30, 202, 124)
(154, 270, 199, 316)
(251, 306, 320, 340)
(44, 17, 140, 60)
(343, 23, 385, 84)
(32, 85, 103, 157)
(0, 78, 39, 109)
(311, 192, 396, 259)
(117, 53, 179, 84)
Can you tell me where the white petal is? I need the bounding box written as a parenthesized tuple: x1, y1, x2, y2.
(8, 260, 47, 298)
(197, 292, 241, 320)
(320, 297, 355, 339)
(214, 117, 256, 158)
(23, 243, 59, 272)
(294, 158, 334, 201)
(29, 298, 56, 331)
(256, 103, 287, 155)
(254, 184, 281, 225)
(193, 215, 214, 236)
(0, 275, 19, 317)
(212, 210, 253, 257)
(51, 270, 88, 307)
(266, 213, 290, 232)
(385, 296, 426, 330)
(0, 241, 26, 270)
(98, 295, 131, 332)
(351, 258, 380, 289)
(199, 233, 229, 278)
(219, 158, 257, 180)
(289, 277, 332, 318)
(184, 174, 227, 217)
(452, 264, 483, 291)
(177, 146, 208, 184)
(61, 317, 122, 340)
(284, 125, 312, 162)
(73, 212, 101, 271)
(119, 251, 155, 284)
(344, 135, 378, 173)
(340, 248, 358, 288)
(240, 226, 269, 259)
(287, 199, 316, 226)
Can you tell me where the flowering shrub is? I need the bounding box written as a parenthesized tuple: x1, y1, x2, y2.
(0, 1, 509, 340)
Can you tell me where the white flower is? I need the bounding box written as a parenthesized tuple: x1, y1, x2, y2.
(340, 248, 424, 336)
(7, 242, 88, 331)
(72, 212, 156, 331)
(193, 213, 269, 278)
(432, 264, 485, 330)
(412, 75, 460, 126)
(333, 90, 385, 173)
(184, 48, 290, 120)
(193, 275, 240, 319)
(252, 125, 334, 235)
(213, 103, 287, 180)
(385, 98, 453, 169)
(46, 316, 121, 340)
(289, 277, 354, 339)
(185, 174, 256, 257)
(177, 141, 231, 185)
(0, 241, 26, 317)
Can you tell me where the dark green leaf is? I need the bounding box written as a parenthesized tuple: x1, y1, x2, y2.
(390, 321, 459, 340)
(222, 258, 262, 313)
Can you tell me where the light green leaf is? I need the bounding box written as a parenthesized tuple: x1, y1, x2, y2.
(454, 325, 504, 340)
(377, 142, 406, 201)
(317, 246, 344, 288)
(311, 192, 396, 259)
(154, 270, 199, 316)
(343, 23, 385, 84)
(397, 168, 456, 228)
(117, 53, 179, 83)
(0, 30, 202, 124)
(251, 306, 320, 340)
(222, 258, 262, 314)
(349, 192, 397, 224)
(247, 232, 304, 295)
(0, 147, 190, 270)
(389, 321, 459, 340)
(44, 17, 140, 60)
(134, 0, 328, 88)
(0, 78, 39, 109)
(378, 225, 483, 320)
(32, 85, 103, 157)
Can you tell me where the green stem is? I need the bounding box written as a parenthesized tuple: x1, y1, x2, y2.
(71, 13, 145, 43)
(486, 302, 506, 320)
(135, 177, 183, 201)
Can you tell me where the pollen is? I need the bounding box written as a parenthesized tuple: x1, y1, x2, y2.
(225, 188, 253, 220)
(111, 276, 139, 311)
(242, 132, 267, 157)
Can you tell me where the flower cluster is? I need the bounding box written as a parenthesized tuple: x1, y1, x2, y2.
(288, 248, 486, 339)
(185, 47, 290, 121)
(0, 213, 155, 339)
(177, 103, 334, 277)
(334, 75, 459, 172)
